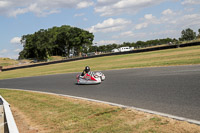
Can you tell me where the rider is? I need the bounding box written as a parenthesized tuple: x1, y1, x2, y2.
(81, 66, 90, 76)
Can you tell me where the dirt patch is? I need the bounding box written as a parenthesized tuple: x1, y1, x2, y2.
(11, 106, 40, 133)
(120, 109, 200, 133)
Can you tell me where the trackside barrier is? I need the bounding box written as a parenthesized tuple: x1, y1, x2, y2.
(2, 41, 200, 72)
(0, 99, 5, 133)
(0, 96, 19, 133)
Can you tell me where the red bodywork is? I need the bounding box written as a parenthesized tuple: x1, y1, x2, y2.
(77, 73, 97, 83)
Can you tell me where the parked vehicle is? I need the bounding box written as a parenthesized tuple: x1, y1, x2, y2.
(112, 47, 134, 52)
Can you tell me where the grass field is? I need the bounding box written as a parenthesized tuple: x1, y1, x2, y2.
(0, 45, 200, 80)
(0, 89, 200, 133)
(0, 58, 18, 67)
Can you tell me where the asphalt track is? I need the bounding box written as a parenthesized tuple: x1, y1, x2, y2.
(0, 65, 200, 121)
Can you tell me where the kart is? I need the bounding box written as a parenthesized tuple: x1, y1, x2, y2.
(76, 71, 105, 85)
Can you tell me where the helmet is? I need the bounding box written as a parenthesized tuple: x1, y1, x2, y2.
(85, 66, 90, 73)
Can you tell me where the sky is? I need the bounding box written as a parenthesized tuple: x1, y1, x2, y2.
(0, 0, 200, 59)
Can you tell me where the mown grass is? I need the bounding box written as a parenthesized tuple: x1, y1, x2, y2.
(0, 89, 200, 133)
(0, 45, 200, 80)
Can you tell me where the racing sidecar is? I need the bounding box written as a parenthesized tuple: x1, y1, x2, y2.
(76, 72, 105, 85)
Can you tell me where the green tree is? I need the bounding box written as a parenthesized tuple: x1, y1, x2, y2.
(19, 25, 94, 60)
(136, 41, 145, 48)
(73, 28, 94, 56)
(198, 29, 200, 38)
(179, 28, 196, 41)
(88, 46, 98, 53)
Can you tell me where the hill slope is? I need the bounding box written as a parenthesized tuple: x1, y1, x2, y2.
(0, 58, 18, 67)
(0, 45, 200, 79)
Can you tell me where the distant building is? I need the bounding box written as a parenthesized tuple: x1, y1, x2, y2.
(112, 47, 134, 52)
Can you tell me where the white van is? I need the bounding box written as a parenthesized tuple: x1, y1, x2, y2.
(112, 47, 134, 52)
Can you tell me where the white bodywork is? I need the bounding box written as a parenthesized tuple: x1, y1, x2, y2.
(95, 72, 105, 81)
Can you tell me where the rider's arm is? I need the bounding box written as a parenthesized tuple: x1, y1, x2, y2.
(81, 71, 85, 76)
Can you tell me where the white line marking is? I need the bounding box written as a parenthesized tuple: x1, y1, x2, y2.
(2, 88, 200, 125)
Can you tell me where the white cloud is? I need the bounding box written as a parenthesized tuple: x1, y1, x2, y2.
(135, 22, 148, 30)
(120, 31, 134, 37)
(74, 13, 85, 17)
(112, 31, 147, 39)
(112, 31, 149, 42)
(14, 49, 21, 52)
(184, 7, 195, 12)
(95, 0, 165, 16)
(10, 37, 21, 44)
(74, 13, 88, 21)
(0, 49, 21, 59)
(77, 1, 94, 9)
(8, 54, 19, 59)
(159, 12, 200, 29)
(0, 49, 8, 54)
(181, 0, 200, 5)
(83, 18, 88, 21)
(0, 1, 11, 8)
(113, 31, 134, 38)
(95, 40, 121, 46)
(88, 18, 132, 33)
(149, 30, 179, 37)
(135, 10, 176, 30)
(177, 14, 200, 29)
(0, 0, 93, 17)
(9, 8, 28, 17)
(144, 14, 154, 20)
(133, 10, 200, 39)
(162, 9, 173, 15)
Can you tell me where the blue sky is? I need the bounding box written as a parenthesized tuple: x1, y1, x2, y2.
(0, 0, 200, 59)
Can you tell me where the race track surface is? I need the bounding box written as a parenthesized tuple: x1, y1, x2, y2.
(0, 65, 200, 121)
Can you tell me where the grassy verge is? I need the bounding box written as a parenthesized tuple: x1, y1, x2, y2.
(0, 58, 18, 67)
(0, 89, 200, 133)
(0, 45, 200, 80)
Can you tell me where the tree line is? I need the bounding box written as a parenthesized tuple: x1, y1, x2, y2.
(89, 28, 200, 53)
(88, 38, 176, 53)
(19, 25, 94, 60)
(19, 26, 200, 60)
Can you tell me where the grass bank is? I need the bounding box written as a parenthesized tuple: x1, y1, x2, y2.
(0, 45, 200, 80)
(0, 58, 18, 67)
(0, 89, 200, 133)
